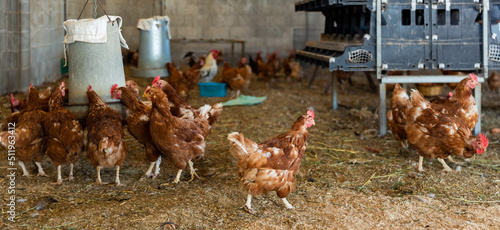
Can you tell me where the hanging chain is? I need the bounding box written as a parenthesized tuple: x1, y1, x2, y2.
(93, 0, 98, 19)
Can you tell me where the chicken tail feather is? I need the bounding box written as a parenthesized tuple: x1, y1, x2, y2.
(227, 132, 249, 157)
(410, 89, 429, 109)
(98, 137, 116, 156)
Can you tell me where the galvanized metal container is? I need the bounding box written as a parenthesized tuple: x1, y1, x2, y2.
(66, 21, 125, 118)
(132, 19, 171, 78)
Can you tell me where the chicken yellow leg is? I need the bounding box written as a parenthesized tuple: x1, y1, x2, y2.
(188, 160, 200, 182)
(438, 158, 453, 172)
(68, 163, 74, 181)
(115, 165, 122, 186)
(56, 165, 63, 184)
(418, 156, 425, 172)
(19, 162, 30, 177)
(282, 198, 295, 209)
(35, 162, 48, 177)
(245, 194, 252, 209)
(173, 169, 183, 184)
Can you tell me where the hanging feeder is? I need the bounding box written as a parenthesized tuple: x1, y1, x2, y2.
(62, 0, 128, 119)
(131, 16, 172, 78)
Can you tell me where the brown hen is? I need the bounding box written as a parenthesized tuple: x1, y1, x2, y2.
(227, 110, 315, 211)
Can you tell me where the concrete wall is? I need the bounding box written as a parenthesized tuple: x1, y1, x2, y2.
(0, 0, 324, 94)
(0, 0, 63, 95)
(66, 0, 325, 64)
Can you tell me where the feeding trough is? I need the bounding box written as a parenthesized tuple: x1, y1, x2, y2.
(63, 15, 128, 119)
(131, 16, 172, 78)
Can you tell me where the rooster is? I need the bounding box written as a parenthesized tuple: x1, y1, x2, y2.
(387, 84, 411, 149)
(144, 86, 212, 183)
(227, 110, 315, 211)
(151, 76, 223, 127)
(406, 90, 488, 171)
(43, 82, 84, 184)
(86, 85, 127, 185)
(198, 50, 219, 83)
(0, 86, 48, 177)
(111, 84, 163, 179)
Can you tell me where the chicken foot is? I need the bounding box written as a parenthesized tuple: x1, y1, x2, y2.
(245, 194, 253, 210)
(188, 160, 200, 182)
(96, 166, 109, 185)
(282, 198, 295, 209)
(447, 156, 464, 165)
(56, 165, 63, 184)
(400, 140, 409, 149)
(144, 156, 162, 179)
(69, 163, 74, 181)
(35, 162, 48, 177)
(437, 158, 453, 172)
(54, 164, 75, 185)
(173, 169, 183, 184)
(154, 156, 161, 178)
(144, 162, 156, 178)
(418, 156, 425, 172)
(19, 161, 30, 177)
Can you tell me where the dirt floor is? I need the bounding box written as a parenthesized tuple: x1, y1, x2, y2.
(0, 65, 499, 229)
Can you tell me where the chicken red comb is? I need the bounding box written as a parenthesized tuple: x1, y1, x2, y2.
(469, 73, 478, 83)
(111, 84, 118, 95)
(10, 94, 15, 103)
(449, 92, 453, 97)
(152, 76, 160, 85)
(479, 133, 489, 148)
(258, 50, 261, 54)
(61, 82, 65, 87)
(241, 57, 247, 63)
(307, 110, 315, 119)
(88, 85, 92, 91)
(30, 83, 33, 88)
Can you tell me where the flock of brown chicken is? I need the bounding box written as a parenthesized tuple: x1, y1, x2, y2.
(387, 73, 489, 172)
(1, 49, 495, 211)
(0, 50, 315, 211)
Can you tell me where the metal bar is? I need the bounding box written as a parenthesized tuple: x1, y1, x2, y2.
(332, 71, 338, 110)
(376, 0, 382, 80)
(379, 80, 387, 136)
(381, 75, 485, 84)
(477, 0, 488, 135)
(483, 0, 489, 80)
(377, 0, 386, 136)
(308, 65, 319, 87)
(231, 42, 235, 65)
(474, 83, 482, 135)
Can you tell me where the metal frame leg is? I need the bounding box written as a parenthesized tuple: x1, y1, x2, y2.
(379, 80, 387, 136)
(332, 71, 338, 110)
(474, 84, 482, 135)
(308, 65, 319, 87)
